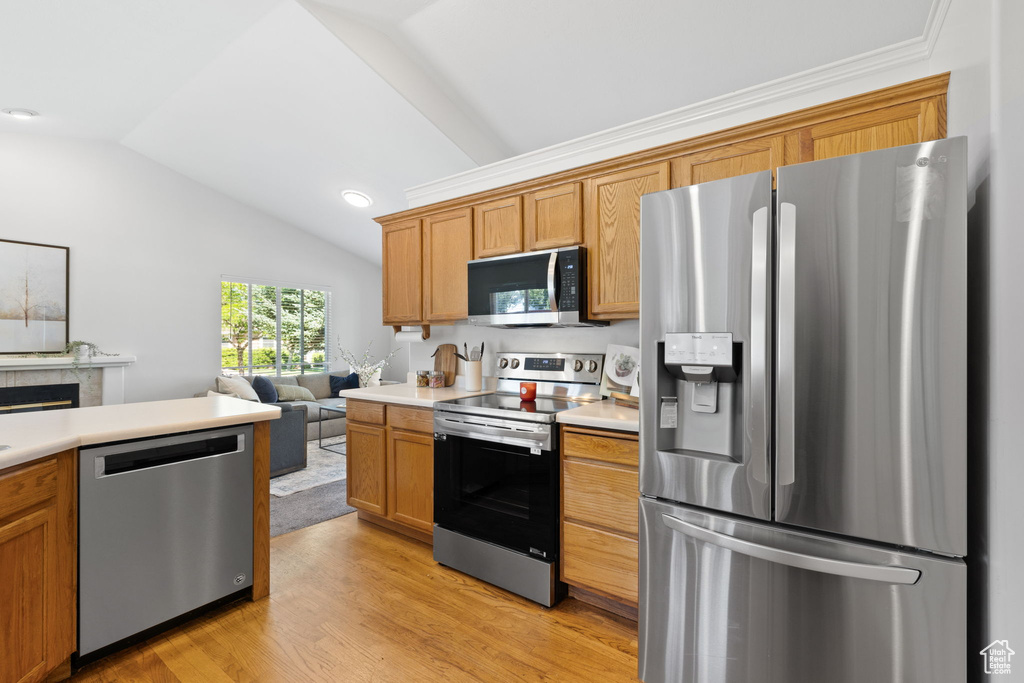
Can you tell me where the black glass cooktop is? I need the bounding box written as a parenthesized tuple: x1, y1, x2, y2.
(437, 393, 595, 423)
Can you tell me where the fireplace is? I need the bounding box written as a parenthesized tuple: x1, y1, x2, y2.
(0, 384, 80, 414)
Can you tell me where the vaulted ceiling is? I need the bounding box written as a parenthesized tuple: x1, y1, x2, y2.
(0, 0, 935, 264)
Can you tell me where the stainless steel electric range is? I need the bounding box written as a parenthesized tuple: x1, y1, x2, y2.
(432, 351, 604, 606)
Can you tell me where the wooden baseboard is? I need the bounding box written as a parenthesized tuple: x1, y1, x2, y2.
(356, 510, 433, 545)
(44, 658, 71, 682)
(568, 585, 638, 621)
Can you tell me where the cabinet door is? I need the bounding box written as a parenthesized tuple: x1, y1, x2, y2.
(524, 182, 582, 251)
(0, 509, 55, 683)
(346, 423, 387, 515)
(473, 196, 522, 258)
(672, 135, 794, 188)
(0, 454, 75, 683)
(423, 208, 473, 323)
(382, 219, 423, 325)
(584, 162, 669, 319)
(799, 97, 944, 162)
(387, 428, 434, 534)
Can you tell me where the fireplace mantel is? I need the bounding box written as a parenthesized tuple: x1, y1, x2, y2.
(0, 355, 136, 405)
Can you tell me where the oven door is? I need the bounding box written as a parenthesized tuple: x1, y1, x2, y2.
(434, 425, 559, 561)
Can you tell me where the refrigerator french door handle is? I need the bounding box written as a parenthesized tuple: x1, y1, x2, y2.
(661, 513, 921, 585)
(777, 202, 797, 486)
(750, 206, 770, 485)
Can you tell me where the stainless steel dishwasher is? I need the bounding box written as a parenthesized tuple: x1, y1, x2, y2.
(78, 425, 254, 659)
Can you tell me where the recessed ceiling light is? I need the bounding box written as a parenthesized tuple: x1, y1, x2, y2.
(3, 108, 39, 119)
(340, 190, 373, 208)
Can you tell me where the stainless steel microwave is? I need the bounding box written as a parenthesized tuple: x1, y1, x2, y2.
(466, 246, 606, 327)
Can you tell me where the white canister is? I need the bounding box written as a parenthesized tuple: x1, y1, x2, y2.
(464, 361, 483, 392)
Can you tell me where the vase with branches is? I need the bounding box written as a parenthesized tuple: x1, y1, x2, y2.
(337, 342, 399, 387)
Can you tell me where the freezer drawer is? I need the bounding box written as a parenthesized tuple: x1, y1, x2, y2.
(638, 498, 965, 683)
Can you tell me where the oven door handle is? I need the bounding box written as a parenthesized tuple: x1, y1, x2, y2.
(434, 416, 553, 452)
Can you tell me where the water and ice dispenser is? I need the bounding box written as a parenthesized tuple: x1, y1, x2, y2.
(657, 332, 743, 460)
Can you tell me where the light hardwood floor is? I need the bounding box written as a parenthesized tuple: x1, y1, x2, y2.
(71, 514, 639, 682)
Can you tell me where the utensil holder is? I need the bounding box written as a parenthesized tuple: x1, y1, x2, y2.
(465, 361, 482, 392)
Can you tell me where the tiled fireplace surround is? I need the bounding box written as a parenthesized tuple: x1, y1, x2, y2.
(0, 356, 136, 406)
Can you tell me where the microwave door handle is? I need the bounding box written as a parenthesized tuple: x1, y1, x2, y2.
(661, 514, 921, 585)
(547, 251, 558, 311)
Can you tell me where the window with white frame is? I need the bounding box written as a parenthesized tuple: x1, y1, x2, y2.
(221, 279, 330, 376)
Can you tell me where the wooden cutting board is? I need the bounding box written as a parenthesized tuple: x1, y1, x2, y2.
(432, 344, 458, 387)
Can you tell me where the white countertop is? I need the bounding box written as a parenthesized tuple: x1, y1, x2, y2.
(339, 382, 494, 407)
(556, 399, 639, 433)
(0, 396, 280, 471)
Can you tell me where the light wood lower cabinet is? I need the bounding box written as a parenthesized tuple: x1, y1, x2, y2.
(0, 451, 76, 683)
(346, 422, 387, 516)
(346, 399, 434, 542)
(560, 425, 639, 614)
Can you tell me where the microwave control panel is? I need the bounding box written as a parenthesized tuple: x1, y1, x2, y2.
(557, 250, 581, 312)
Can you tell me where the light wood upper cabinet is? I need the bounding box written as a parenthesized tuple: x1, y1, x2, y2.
(423, 208, 473, 323)
(473, 196, 522, 258)
(382, 220, 422, 325)
(672, 134, 795, 188)
(799, 98, 944, 162)
(0, 452, 76, 683)
(584, 162, 669, 319)
(524, 182, 583, 251)
(387, 428, 434, 534)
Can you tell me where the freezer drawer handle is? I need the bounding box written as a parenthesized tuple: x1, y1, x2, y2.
(661, 514, 921, 585)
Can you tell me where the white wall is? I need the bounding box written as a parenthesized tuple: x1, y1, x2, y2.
(0, 133, 397, 402)
(405, 321, 639, 379)
(982, 0, 1024, 675)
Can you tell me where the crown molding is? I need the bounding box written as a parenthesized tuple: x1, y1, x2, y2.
(406, 0, 951, 208)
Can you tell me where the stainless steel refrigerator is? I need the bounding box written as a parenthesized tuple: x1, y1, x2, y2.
(638, 138, 967, 683)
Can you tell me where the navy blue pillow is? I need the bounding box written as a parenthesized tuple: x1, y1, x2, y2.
(329, 372, 360, 395)
(251, 375, 278, 403)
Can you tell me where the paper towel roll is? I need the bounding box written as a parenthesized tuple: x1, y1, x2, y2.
(395, 330, 426, 343)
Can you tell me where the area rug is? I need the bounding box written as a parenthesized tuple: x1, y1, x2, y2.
(270, 478, 356, 537)
(269, 436, 347, 497)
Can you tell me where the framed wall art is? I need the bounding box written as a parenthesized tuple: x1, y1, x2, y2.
(0, 238, 69, 353)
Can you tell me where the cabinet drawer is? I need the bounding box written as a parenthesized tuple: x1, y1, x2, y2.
(563, 460, 638, 536)
(388, 405, 434, 433)
(563, 428, 638, 467)
(0, 458, 57, 521)
(562, 521, 638, 605)
(347, 399, 386, 425)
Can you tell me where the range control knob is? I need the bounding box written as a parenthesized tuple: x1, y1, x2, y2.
(586, 360, 599, 373)
(573, 359, 584, 372)
(498, 358, 509, 369)
(510, 358, 521, 369)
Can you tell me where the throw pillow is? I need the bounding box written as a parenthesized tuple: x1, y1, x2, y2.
(216, 375, 259, 401)
(251, 375, 278, 403)
(329, 372, 359, 396)
(207, 389, 239, 399)
(273, 383, 316, 402)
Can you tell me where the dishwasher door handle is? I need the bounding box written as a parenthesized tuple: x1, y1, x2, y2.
(88, 428, 247, 478)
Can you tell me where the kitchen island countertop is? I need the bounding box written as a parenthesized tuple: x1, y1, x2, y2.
(338, 381, 494, 408)
(0, 395, 280, 471)
(556, 399, 639, 433)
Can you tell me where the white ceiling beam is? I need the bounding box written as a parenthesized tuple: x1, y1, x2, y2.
(298, 0, 513, 166)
